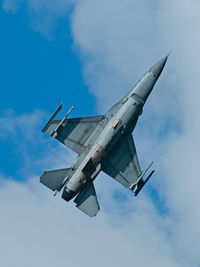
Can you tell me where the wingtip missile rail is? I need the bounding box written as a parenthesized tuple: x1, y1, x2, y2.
(50, 105, 74, 138)
(134, 170, 155, 197)
(42, 102, 63, 133)
(130, 161, 154, 195)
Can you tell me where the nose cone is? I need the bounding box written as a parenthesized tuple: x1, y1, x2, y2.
(132, 54, 169, 104)
(149, 55, 168, 78)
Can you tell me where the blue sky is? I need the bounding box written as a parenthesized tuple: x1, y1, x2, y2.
(0, 6, 97, 179)
(0, 6, 96, 115)
(1, 1, 200, 267)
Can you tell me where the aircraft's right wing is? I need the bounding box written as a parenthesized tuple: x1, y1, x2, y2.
(101, 135, 142, 190)
(42, 104, 105, 155)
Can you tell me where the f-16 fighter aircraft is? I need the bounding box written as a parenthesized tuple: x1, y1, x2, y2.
(40, 55, 168, 217)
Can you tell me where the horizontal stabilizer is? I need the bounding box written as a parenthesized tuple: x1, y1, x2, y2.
(74, 182, 100, 217)
(40, 168, 70, 192)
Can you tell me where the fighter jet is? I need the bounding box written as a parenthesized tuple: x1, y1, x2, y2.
(40, 55, 168, 217)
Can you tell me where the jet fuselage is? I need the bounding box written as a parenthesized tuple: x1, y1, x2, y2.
(40, 55, 168, 216)
(62, 69, 158, 201)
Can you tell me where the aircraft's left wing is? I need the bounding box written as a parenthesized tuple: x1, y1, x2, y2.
(101, 135, 142, 190)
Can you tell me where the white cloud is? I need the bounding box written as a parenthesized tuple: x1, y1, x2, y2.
(70, 1, 200, 265)
(0, 109, 187, 267)
(0, 109, 46, 138)
(0, 110, 76, 177)
(0, 175, 184, 267)
(71, 0, 170, 110)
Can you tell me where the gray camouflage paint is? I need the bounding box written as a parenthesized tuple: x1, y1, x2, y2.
(64, 56, 168, 196)
(40, 55, 168, 216)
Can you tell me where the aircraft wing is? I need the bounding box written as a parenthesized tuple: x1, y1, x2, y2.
(101, 135, 142, 189)
(43, 113, 105, 155)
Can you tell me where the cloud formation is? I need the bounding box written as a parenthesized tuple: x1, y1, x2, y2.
(0, 175, 184, 267)
(0, 111, 182, 267)
(0, 110, 75, 178)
